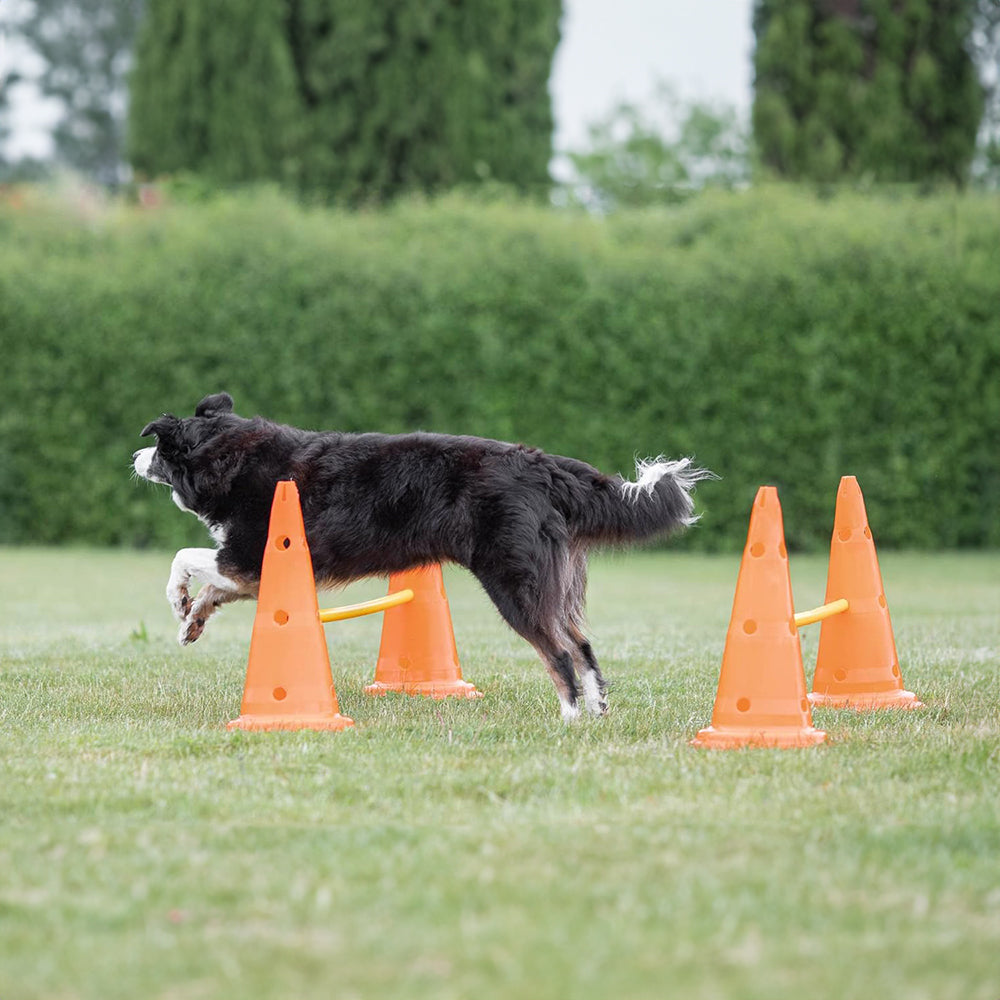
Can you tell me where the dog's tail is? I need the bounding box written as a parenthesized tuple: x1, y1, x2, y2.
(559, 455, 714, 544)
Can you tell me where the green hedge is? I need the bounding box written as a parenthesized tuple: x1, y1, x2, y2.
(1, 185, 997, 551)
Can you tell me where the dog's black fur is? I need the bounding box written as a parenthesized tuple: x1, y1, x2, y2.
(135, 393, 710, 717)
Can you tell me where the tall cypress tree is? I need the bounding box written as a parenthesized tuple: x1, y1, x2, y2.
(129, 0, 560, 201)
(129, 0, 299, 184)
(753, 0, 984, 183)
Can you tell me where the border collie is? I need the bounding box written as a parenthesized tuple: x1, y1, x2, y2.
(133, 393, 711, 720)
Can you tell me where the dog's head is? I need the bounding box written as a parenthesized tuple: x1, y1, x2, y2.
(133, 392, 245, 512)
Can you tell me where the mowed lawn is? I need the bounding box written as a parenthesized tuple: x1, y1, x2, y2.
(0, 547, 998, 1000)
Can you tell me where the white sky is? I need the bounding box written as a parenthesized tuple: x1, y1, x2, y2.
(2, 0, 756, 162)
(551, 0, 755, 153)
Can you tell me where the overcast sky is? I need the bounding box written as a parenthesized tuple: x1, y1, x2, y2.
(551, 0, 755, 153)
(1, 0, 756, 161)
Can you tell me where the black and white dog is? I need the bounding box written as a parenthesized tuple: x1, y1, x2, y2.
(133, 393, 710, 720)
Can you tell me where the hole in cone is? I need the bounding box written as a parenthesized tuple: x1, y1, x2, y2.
(273, 687, 287, 701)
(891, 664, 900, 677)
(274, 610, 289, 625)
(276, 536, 291, 550)
(834, 668, 847, 682)
(838, 529, 851, 541)
(864, 527, 872, 539)
(750, 542, 764, 558)
(779, 542, 787, 559)
(736, 697, 751, 712)
(743, 619, 758, 635)
(878, 594, 887, 608)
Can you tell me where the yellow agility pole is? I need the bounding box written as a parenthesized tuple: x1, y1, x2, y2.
(794, 598, 849, 629)
(319, 588, 414, 624)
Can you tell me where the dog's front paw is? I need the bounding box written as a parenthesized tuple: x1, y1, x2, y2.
(168, 585, 192, 622)
(178, 615, 207, 646)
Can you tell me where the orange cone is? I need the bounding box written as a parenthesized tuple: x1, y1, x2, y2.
(810, 476, 922, 710)
(692, 487, 826, 749)
(228, 481, 354, 732)
(365, 564, 481, 699)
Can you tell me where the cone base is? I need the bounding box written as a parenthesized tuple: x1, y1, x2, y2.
(690, 724, 827, 749)
(364, 679, 483, 699)
(808, 688, 923, 710)
(227, 712, 355, 732)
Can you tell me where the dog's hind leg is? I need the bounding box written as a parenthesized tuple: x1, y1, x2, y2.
(569, 626, 608, 717)
(472, 556, 582, 721)
(529, 630, 582, 722)
(565, 549, 608, 716)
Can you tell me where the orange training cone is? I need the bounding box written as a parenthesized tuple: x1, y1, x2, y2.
(692, 486, 826, 749)
(810, 476, 922, 710)
(228, 481, 354, 732)
(365, 564, 481, 699)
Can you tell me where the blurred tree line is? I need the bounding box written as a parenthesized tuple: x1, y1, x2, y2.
(0, 0, 143, 184)
(753, 0, 990, 184)
(1, 1, 998, 198)
(128, 0, 559, 203)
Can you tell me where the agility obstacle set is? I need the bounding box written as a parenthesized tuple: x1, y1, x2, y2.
(226, 480, 480, 733)
(692, 475, 922, 749)
(225, 476, 921, 744)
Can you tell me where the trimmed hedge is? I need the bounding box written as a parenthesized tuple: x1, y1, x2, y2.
(1, 185, 998, 551)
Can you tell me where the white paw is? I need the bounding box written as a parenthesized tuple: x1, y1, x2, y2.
(167, 584, 192, 622)
(559, 699, 582, 722)
(581, 673, 609, 717)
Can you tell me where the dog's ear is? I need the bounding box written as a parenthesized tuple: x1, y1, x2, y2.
(140, 414, 188, 460)
(140, 414, 180, 440)
(195, 393, 234, 418)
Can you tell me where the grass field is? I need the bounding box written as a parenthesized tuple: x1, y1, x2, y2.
(1, 547, 998, 999)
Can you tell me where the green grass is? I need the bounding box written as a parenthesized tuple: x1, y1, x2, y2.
(1, 548, 998, 999)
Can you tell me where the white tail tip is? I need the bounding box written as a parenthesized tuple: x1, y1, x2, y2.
(620, 455, 714, 525)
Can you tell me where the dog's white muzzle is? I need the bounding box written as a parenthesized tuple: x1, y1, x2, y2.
(133, 447, 159, 482)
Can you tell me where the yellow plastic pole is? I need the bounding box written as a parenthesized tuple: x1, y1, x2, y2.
(318, 588, 414, 624)
(794, 598, 849, 629)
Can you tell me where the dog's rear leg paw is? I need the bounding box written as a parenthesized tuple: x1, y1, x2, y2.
(587, 697, 609, 718)
(559, 698, 582, 722)
(581, 673, 609, 717)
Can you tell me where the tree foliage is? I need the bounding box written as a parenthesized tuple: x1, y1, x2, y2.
(11, 0, 144, 185)
(971, 0, 1000, 184)
(0, 78, 12, 171)
(565, 84, 750, 208)
(753, 0, 985, 183)
(128, 0, 561, 202)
